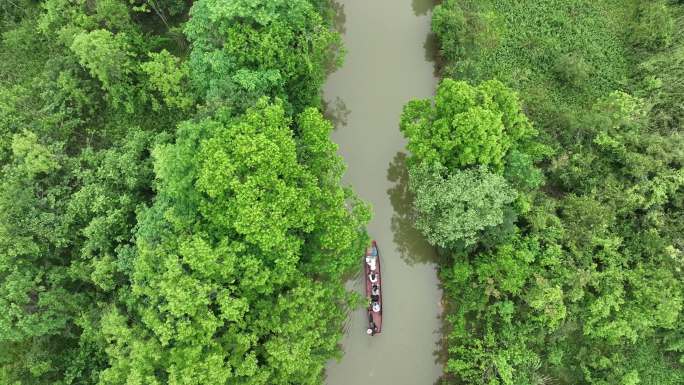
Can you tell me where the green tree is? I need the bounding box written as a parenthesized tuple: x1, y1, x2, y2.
(400, 78, 543, 248)
(184, 0, 341, 113)
(409, 163, 516, 248)
(631, 1, 676, 51)
(1, 1, 364, 384)
(99, 99, 368, 385)
(141, 50, 194, 111)
(432, 0, 503, 75)
(400, 78, 537, 172)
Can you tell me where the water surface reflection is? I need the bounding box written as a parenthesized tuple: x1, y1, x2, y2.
(412, 0, 439, 16)
(323, 96, 351, 129)
(387, 152, 438, 266)
(323, 1, 443, 384)
(329, 0, 347, 33)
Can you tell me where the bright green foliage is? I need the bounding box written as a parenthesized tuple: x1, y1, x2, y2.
(409, 164, 516, 247)
(400, 78, 543, 250)
(553, 54, 592, 88)
(630, 1, 676, 51)
(401, 78, 536, 172)
(70, 30, 133, 92)
(634, 6, 684, 131)
(99, 100, 367, 385)
(428, 0, 684, 384)
(433, 0, 633, 145)
(0, 0, 187, 382)
(184, 0, 341, 113)
(0, 132, 74, 384)
(141, 50, 194, 111)
(442, 234, 558, 385)
(0, 128, 163, 385)
(1, 0, 363, 384)
(432, 0, 503, 64)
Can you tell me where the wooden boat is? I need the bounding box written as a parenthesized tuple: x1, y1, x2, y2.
(364, 240, 382, 335)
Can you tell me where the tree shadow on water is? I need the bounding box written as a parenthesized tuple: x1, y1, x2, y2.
(424, 31, 444, 78)
(412, 0, 440, 16)
(322, 96, 350, 129)
(388, 152, 450, 383)
(433, 288, 453, 385)
(330, 0, 347, 34)
(387, 152, 439, 265)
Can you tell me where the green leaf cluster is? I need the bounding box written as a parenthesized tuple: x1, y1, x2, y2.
(401, 79, 537, 172)
(410, 164, 516, 248)
(184, 0, 341, 114)
(400, 78, 545, 249)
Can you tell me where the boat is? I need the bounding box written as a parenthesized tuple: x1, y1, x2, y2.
(364, 240, 382, 336)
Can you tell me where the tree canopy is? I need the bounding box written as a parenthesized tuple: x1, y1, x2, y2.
(99, 99, 368, 385)
(184, 0, 341, 113)
(0, 1, 368, 384)
(417, 0, 684, 384)
(400, 78, 545, 250)
(409, 163, 516, 248)
(401, 79, 537, 172)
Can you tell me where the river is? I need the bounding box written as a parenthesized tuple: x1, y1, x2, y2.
(323, 1, 443, 384)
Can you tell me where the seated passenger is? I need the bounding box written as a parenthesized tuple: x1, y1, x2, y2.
(367, 320, 377, 336)
(372, 302, 381, 313)
(365, 256, 377, 271)
(369, 272, 378, 283)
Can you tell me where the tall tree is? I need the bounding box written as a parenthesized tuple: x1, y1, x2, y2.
(400, 78, 539, 172)
(99, 99, 368, 385)
(184, 0, 341, 113)
(409, 163, 516, 248)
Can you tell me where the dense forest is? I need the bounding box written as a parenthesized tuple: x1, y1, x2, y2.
(0, 1, 370, 384)
(3, 0, 684, 385)
(401, 0, 684, 384)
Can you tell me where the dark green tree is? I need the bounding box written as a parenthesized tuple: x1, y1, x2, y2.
(184, 0, 341, 113)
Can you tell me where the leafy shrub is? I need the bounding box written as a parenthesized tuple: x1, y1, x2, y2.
(631, 1, 676, 51)
(636, 40, 684, 131)
(432, 0, 503, 68)
(0, 1, 365, 384)
(553, 53, 592, 88)
(429, 1, 684, 384)
(184, 0, 341, 113)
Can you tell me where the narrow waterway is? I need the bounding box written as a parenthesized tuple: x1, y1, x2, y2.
(324, 1, 443, 384)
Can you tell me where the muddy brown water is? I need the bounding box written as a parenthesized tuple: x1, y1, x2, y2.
(324, 1, 443, 384)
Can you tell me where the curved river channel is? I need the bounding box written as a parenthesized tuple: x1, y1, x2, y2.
(324, 1, 443, 384)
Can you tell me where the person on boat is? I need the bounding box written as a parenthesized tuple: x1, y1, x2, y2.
(372, 284, 379, 295)
(372, 302, 381, 313)
(365, 255, 377, 271)
(371, 294, 379, 302)
(369, 272, 378, 283)
(367, 320, 377, 335)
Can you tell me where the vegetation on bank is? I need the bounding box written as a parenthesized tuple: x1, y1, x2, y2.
(0, 1, 369, 384)
(401, 0, 684, 384)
